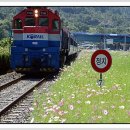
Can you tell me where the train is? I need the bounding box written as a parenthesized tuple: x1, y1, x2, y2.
(10, 7, 79, 73)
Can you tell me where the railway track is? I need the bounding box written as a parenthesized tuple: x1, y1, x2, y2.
(0, 72, 23, 91)
(0, 75, 25, 91)
(0, 76, 47, 121)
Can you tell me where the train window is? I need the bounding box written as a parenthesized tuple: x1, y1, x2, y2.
(27, 11, 33, 15)
(40, 11, 47, 16)
(39, 18, 48, 26)
(52, 20, 59, 31)
(14, 19, 22, 29)
(25, 18, 35, 26)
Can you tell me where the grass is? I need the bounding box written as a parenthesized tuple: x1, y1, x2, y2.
(31, 50, 130, 123)
(0, 38, 10, 74)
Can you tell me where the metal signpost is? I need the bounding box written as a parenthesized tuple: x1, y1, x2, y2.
(91, 50, 112, 87)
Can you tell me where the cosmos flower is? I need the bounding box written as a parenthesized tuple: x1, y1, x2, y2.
(91, 89, 96, 92)
(119, 106, 125, 109)
(97, 116, 102, 119)
(71, 94, 75, 99)
(77, 100, 81, 104)
(53, 116, 60, 121)
(69, 105, 74, 110)
(34, 102, 38, 107)
(86, 94, 92, 98)
(85, 101, 91, 104)
(127, 111, 130, 116)
(101, 101, 105, 104)
(61, 118, 66, 123)
(29, 107, 34, 111)
(58, 111, 64, 116)
(58, 99, 64, 106)
(103, 110, 109, 115)
(111, 105, 115, 109)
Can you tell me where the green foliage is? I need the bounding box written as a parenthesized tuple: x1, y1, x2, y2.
(0, 38, 11, 47)
(0, 7, 24, 39)
(53, 7, 130, 33)
(0, 7, 130, 39)
(0, 46, 10, 74)
(0, 38, 10, 74)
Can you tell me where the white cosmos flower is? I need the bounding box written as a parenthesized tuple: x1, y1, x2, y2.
(101, 101, 105, 104)
(61, 118, 66, 123)
(53, 116, 60, 121)
(119, 106, 125, 109)
(103, 110, 109, 115)
(29, 107, 34, 111)
(85, 101, 91, 104)
(92, 89, 96, 92)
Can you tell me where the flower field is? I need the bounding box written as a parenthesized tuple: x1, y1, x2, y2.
(32, 50, 130, 123)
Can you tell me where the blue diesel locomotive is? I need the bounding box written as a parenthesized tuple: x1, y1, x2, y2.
(10, 7, 78, 73)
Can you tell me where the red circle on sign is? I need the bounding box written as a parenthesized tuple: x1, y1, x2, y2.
(91, 50, 112, 73)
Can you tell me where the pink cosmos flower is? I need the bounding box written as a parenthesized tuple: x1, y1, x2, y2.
(77, 100, 81, 104)
(58, 111, 64, 116)
(111, 105, 115, 109)
(127, 111, 130, 116)
(69, 105, 74, 110)
(58, 99, 64, 106)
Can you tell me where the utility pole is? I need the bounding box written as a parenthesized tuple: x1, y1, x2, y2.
(103, 13, 107, 50)
(123, 8, 128, 51)
(104, 33, 106, 50)
(103, 23, 106, 50)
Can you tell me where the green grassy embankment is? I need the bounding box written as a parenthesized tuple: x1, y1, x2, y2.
(0, 38, 10, 74)
(32, 50, 130, 123)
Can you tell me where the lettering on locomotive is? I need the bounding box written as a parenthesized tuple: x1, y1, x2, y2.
(26, 34, 44, 39)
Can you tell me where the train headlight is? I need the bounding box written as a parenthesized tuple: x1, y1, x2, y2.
(34, 9, 39, 18)
(25, 48, 28, 52)
(35, 14, 39, 18)
(34, 9, 38, 14)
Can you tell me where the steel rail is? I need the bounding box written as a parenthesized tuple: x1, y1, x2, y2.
(0, 77, 45, 116)
(0, 76, 25, 91)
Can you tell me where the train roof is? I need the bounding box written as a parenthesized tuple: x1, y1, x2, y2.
(13, 7, 60, 19)
(73, 32, 130, 37)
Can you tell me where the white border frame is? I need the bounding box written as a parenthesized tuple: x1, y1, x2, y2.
(0, 2, 130, 6)
(1, 2, 130, 129)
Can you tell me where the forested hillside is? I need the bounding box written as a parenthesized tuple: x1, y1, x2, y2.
(1, 7, 130, 40)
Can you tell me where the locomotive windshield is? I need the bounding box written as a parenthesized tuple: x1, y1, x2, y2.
(39, 18, 48, 26)
(25, 17, 35, 26)
(52, 20, 59, 31)
(14, 19, 22, 29)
